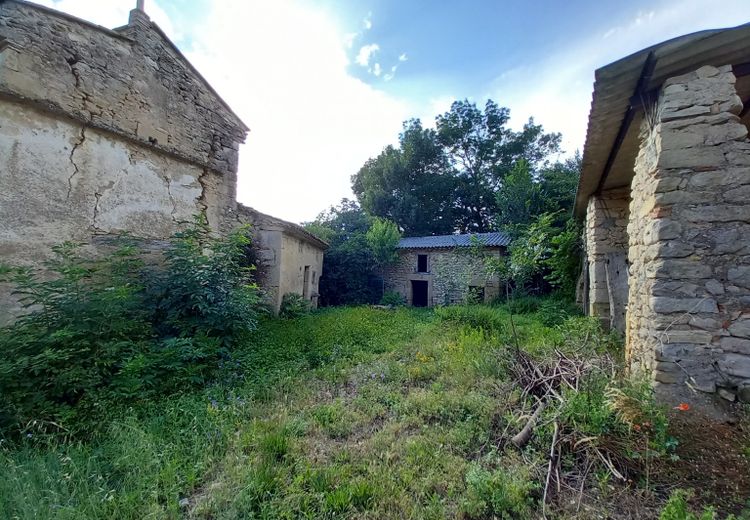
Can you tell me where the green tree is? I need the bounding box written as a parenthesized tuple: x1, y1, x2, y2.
(352, 120, 457, 236)
(366, 218, 402, 268)
(436, 100, 561, 232)
(304, 200, 378, 306)
(352, 100, 561, 235)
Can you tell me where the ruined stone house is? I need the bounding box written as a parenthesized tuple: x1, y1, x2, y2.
(577, 24, 750, 408)
(0, 0, 326, 319)
(383, 232, 510, 307)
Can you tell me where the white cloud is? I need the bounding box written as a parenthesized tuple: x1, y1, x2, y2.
(355, 43, 380, 67)
(491, 0, 750, 155)
(343, 32, 358, 49)
(398, 53, 408, 62)
(372, 63, 382, 76)
(363, 11, 372, 30)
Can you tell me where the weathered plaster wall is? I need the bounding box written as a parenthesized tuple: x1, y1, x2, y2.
(0, 2, 248, 322)
(235, 206, 325, 313)
(0, 2, 244, 181)
(0, 99, 214, 320)
(384, 248, 503, 306)
(585, 189, 630, 332)
(279, 235, 324, 310)
(625, 64, 750, 404)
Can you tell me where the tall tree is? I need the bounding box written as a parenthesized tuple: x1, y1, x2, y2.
(353, 100, 561, 235)
(435, 100, 561, 232)
(352, 120, 457, 236)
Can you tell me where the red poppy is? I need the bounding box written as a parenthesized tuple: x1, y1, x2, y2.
(674, 403, 690, 411)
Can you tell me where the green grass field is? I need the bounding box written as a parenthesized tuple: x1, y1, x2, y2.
(1, 303, 746, 519)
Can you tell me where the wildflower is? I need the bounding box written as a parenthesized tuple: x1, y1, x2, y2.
(674, 403, 690, 412)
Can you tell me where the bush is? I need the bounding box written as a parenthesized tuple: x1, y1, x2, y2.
(536, 297, 581, 327)
(462, 458, 538, 519)
(505, 296, 542, 314)
(435, 305, 505, 333)
(279, 293, 311, 319)
(0, 217, 262, 436)
(380, 290, 406, 306)
(659, 489, 720, 520)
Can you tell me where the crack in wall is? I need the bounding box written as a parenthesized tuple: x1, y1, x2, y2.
(91, 179, 115, 232)
(160, 172, 179, 223)
(66, 126, 87, 199)
(196, 167, 209, 213)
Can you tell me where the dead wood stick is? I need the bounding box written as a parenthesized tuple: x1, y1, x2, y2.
(542, 421, 559, 519)
(511, 401, 546, 448)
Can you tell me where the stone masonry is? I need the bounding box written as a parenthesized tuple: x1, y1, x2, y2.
(624, 64, 750, 403)
(585, 188, 630, 332)
(384, 248, 503, 307)
(0, 1, 248, 321)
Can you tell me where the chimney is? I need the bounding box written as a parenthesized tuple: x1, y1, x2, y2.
(128, 0, 150, 28)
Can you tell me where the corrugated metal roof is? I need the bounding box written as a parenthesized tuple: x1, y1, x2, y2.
(397, 232, 511, 249)
(574, 22, 750, 219)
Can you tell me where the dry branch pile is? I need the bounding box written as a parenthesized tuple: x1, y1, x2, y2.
(503, 348, 647, 516)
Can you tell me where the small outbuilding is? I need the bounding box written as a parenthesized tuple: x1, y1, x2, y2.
(383, 232, 510, 307)
(237, 205, 328, 313)
(576, 23, 750, 408)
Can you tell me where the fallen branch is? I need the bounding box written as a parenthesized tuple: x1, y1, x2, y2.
(542, 421, 560, 519)
(511, 401, 546, 448)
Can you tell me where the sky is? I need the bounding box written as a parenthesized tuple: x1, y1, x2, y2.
(38, 0, 750, 223)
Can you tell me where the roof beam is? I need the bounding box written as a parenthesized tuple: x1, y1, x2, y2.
(595, 51, 657, 194)
(733, 61, 750, 78)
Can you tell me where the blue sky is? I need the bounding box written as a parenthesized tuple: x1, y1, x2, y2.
(39, 0, 750, 222)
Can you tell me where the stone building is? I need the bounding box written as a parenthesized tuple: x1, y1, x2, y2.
(383, 232, 510, 307)
(577, 23, 750, 408)
(0, 0, 326, 318)
(238, 205, 327, 312)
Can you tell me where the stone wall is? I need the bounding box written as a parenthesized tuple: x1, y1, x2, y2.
(0, 2, 248, 322)
(384, 248, 503, 306)
(626, 64, 750, 404)
(0, 2, 245, 179)
(585, 188, 630, 332)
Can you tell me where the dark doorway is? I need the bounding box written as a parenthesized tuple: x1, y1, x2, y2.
(411, 280, 429, 307)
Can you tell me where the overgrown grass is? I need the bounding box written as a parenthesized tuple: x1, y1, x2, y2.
(0, 303, 740, 518)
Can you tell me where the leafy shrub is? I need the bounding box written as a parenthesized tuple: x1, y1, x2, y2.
(380, 290, 406, 306)
(0, 217, 262, 436)
(279, 293, 311, 319)
(536, 297, 581, 327)
(659, 489, 720, 520)
(462, 458, 537, 519)
(505, 296, 542, 314)
(145, 217, 261, 344)
(435, 305, 505, 333)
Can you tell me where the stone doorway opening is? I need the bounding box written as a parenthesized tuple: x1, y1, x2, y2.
(411, 280, 428, 307)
